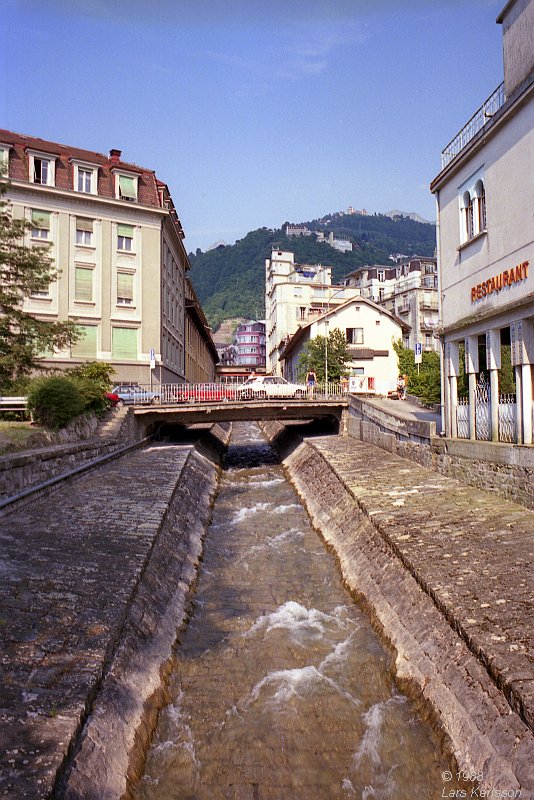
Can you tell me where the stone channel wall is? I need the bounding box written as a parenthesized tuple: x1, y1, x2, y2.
(348, 396, 534, 510)
(57, 422, 230, 800)
(261, 420, 534, 798)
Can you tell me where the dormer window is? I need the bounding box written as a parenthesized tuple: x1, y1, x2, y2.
(27, 149, 56, 187)
(71, 159, 99, 195)
(113, 171, 138, 202)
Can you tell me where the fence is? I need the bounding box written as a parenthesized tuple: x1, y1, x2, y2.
(113, 381, 347, 406)
(456, 387, 517, 443)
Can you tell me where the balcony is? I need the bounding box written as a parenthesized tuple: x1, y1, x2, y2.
(441, 82, 505, 169)
(397, 304, 410, 315)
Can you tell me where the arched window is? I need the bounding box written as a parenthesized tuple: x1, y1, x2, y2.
(474, 179, 486, 233)
(461, 191, 474, 241)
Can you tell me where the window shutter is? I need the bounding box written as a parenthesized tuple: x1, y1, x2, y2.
(75, 267, 93, 301)
(117, 272, 133, 301)
(31, 210, 51, 229)
(118, 175, 136, 199)
(72, 325, 97, 357)
(117, 223, 134, 238)
(76, 217, 93, 232)
(112, 327, 137, 360)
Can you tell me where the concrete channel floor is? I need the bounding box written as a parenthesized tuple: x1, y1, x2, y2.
(0, 428, 533, 798)
(0, 443, 193, 800)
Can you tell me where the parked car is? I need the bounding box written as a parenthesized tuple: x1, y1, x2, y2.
(236, 375, 308, 400)
(111, 384, 161, 405)
(105, 391, 120, 407)
(172, 383, 228, 403)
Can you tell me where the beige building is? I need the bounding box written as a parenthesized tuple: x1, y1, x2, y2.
(0, 130, 217, 385)
(184, 281, 218, 383)
(430, 0, 533, 443)
(265, 248, 361, 374)
(281, 297, 406, 396)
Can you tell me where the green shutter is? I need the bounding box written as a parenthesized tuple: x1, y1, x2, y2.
(72, 325, 97, 357)
(112, 327, 137, 360)
(117, 223, 134, 238)
(76, 217, 93, 232)
(117, 272, 133, 301)
(75, 267, 93, 301)
(118, 175, 136, 199)
(31, 209, 51, 229)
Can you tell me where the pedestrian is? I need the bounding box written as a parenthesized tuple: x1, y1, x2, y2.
(306, 370, 317, 398)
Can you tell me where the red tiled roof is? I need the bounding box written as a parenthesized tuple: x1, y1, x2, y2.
(0, 129, 161, 207)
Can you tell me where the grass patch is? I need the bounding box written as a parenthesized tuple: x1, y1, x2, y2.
(0, 421, 48, 455)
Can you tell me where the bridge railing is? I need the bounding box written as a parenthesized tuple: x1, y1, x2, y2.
(123, 381, 348, 405)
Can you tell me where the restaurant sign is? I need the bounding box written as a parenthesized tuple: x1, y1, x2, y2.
(471, 260, 529, 303)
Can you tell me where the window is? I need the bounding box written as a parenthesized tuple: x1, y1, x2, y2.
(117, 223, 134, 251)
(31, 209, 51, 239)
(116, 174, 138, 202)
(112, 326, 137, 360)
(28, 151, 56, 186)
(75, 267, 93, 302)
(75, 217, 93, 246)
(78, 169, 92, 193)
(474, 179, 486, 232)
(72, 325, 97, 357)
(346, 328, 364, 344)
(117, 272, 134, 305)
(377, 270, 385, 282)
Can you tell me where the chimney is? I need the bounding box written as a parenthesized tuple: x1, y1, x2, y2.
(109, 148, 121, 165)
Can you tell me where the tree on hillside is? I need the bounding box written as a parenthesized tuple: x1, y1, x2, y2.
(0, 180, 79, 391)
(297, 328, 350, 382)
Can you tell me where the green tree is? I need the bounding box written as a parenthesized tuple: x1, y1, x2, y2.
(298, 327, 350, 382)
(393, 339, 442, 404)
(0, 179, 79, 391)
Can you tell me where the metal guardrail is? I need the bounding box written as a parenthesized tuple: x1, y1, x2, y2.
(120, 382, 348, 406)
(441, 82, 505, 169)
(0, 396, 28, 412)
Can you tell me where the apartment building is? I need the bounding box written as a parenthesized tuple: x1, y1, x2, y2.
(342, 256, 439, 352)
(234, 321, 266, 368)
(265, 248, 361, 374)
(0, 129, 217, 384)
(430, 0, 534, 443)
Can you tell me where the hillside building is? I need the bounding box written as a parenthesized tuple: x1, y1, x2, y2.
(0, 129, 217, 385)
(342, 257, 439, 353)
(265, 248, 361, 374)
(430, 0, 534, 444)
(280, 297, 407, 396)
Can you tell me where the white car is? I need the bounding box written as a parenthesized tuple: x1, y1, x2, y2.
(237, 375, 308, 400)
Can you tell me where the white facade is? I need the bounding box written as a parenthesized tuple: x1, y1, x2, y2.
(431, 0, 534, 443)
(281, 297, 405, 396)
(265, 249, 361, 374)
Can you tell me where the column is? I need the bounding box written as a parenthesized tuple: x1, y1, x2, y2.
(486, 329, 501, 443)
(446, 341, 460, 438)
(522, 364, 533, 445)
(465, 335, 479, 440)
(514, 366, 523, 444)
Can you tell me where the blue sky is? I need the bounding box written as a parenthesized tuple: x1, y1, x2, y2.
(2, 0, 504, 252)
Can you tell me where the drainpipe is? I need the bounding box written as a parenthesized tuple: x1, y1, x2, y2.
(435, 191, 446, 435)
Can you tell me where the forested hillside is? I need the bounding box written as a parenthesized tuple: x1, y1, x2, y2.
(188, 212, 436, 329)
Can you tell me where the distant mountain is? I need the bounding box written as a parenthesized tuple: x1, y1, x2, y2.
(384, 209, 433, 224)
(189, 211, 436, 330)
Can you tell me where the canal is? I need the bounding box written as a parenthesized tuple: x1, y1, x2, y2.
(132, 422, 458, 799)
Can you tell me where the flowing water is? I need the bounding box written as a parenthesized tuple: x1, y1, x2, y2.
(133, 422, 457, 800)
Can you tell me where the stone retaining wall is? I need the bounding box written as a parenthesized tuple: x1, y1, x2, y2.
(348, 396, 534, 510)
(0, 409, 141, 502)
(57, 422, 230, 800)
(261, 420, 534, 798)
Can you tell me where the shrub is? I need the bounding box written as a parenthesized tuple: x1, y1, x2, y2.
(67, 361, 115, 415)
(27, 375, 85, 429)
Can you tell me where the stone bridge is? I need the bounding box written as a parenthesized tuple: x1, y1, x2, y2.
(132, 397, 349, 434)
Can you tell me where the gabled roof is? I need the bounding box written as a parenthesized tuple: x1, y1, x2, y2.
(281, 295, 408, 359)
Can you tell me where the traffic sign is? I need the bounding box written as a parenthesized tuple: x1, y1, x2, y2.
(414, 342, 422, 364)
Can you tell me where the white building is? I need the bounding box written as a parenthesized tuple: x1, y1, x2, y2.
(280, 297, 407, 396)
(430, 0, 534, 443)
(342, 257, 439, 353)
(265, 249, 361, 374)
